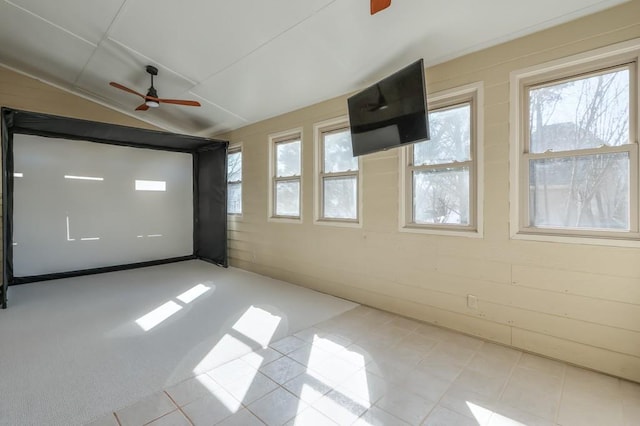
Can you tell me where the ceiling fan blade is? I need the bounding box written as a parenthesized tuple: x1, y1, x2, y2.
(371, 0, 391, 15)
(109, 82, 146, 99)
(157, 99, 201, 107)
(135, 103, 149, 111)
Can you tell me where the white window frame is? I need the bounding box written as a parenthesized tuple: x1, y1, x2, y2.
(510, 38, 640, 246)
(268, 128, 303, 223)
(400, 82, 484, 237)
(227, 143, 243, 218)
(313, 116, 363, 227)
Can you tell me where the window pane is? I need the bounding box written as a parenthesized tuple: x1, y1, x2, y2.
(529, 152, 629, 230)
(227, 182, 242, 214)
(275, 180, 300, 216)
(324, 130, 357, 173)
(276, 140, 301, 177)
(413, 167, 470, 225)
(323, 176, 357, 219)
(529, 68, 629, 153)
(227, 151, 242, 182)
(414, 104, 471, 166)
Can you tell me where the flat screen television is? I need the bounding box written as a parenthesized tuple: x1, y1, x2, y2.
(347, 59, 430, 157)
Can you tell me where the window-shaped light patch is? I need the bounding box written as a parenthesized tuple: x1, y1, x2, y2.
(135, 180, 166, 191)
(64, 175, 104, 181)
(136, 301, 183, 331)
(177, 283, 212, 304)
(14, 172, 23, 178)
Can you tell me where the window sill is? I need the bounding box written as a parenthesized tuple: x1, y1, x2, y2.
(512, 230, 640, 248)
(400, 224, 482, 238)
(268, 216, 302, 224)
(314, 218, 362, 229)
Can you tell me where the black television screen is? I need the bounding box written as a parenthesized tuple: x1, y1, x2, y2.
(348, 59, 430, 157)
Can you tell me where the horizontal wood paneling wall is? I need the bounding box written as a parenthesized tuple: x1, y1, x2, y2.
(221, 1, 640, 382)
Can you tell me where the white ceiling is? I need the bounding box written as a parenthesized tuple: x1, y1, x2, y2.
(0, 0, 628, 136)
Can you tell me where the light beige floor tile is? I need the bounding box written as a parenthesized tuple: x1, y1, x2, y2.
(283, 372, 334, 404)
(224, 371, 279, 405)
(334, 345, 372, 367)
(208, 358, 258, 389)
(258, 356, 306, 385)
(166, 373, 223, 407)
(269, 336, 308, 355)
(216, 408, 264, 426)
(620, 379, 640, 399)
(623, 397, 640, 426)
(375, 385, 437, 425)
(476, 343, 521, 364)
(441, 333, 484, 351)
(181, 393, 239, 426)
(400, 368, 454, 402)
(421, 405, 478, 426)
(308, 355, 363, 386)
(557, 390, 624, 426)
(335, 370, 389, 404)
(414, 357, 465, 382)
(353, 405, 411, 426)
(312, 389, 370, 425)
(562, 365, 620, 398)
(386, 316, 421, 331)
(365, 358, 415, 383)
(287, 343, 333, 369)
(146, 410, 191, 426)
(395, 333, 439, 354)
(517, 353, 565, 377)
(240, 347, 283, 369)
(115, 392, 176, 426)
(453, 368, 510, 399)
(487, 403, 555, 426)
(348, 305, 377, 317)
(84, 413, 119, 426)
(427, 341, 478, 366)
(500, 367, 562, 420)
(248, 387, 307, 426)
(439, 385, 496, 424)
(293, 326, 322, 342)
(414, 323, 460, 341)
(466, 352, 518, 378)
(621, 379, 640, 425)
(285, 407, 338, 425)
(310, 332, 356, 354)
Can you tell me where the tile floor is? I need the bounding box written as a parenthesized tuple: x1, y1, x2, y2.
(87, 306, 640, 426)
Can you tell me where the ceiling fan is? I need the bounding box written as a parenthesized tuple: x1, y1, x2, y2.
(109, 65, 201, 111)
(371, 0, 391, 15)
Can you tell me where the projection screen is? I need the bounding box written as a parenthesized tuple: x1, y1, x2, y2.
(12, 134, 194, 277)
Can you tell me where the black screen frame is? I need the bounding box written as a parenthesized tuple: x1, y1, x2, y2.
(1, 108, 228, 308)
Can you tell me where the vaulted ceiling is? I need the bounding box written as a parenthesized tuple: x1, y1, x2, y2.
(0, 0, 628, 136)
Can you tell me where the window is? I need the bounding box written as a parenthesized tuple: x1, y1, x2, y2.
(512, 40, 640, 243)
(314, 117, 361, 225)
(227, 146, 242, 215)
(401, 83, 483, 236)
(269, 130, 302, 220)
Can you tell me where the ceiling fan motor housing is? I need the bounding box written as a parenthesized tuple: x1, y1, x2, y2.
(146, 86, 158, 98)
(145, 65, 158, 76)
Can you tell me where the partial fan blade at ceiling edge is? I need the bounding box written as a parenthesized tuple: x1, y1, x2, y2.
(371, 0, 391, 15)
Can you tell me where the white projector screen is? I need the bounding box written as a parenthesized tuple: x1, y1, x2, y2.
(12, 134, 194, 277)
